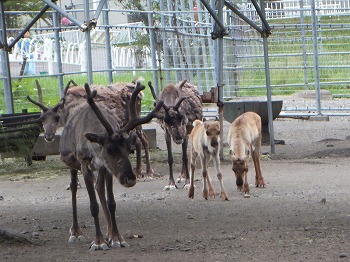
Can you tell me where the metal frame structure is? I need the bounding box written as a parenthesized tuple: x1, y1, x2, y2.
(0, 0, 281, 154)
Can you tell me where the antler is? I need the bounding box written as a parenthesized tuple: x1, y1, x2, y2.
(27, 95, 49, 111)
(63, 79, 78, 96)
(84, 83, 114, 136)
(35, 80, 43, 104)
(32, 79, 64, 112)
(148, 81, 159, 101)
(177, 79, 187, 94)
(148, 81, 171, 112)
(119, 83, 164, 133)
(173, 79, 188, 111)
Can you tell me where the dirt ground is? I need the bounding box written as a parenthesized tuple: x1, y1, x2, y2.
(1, 113, 350, 262)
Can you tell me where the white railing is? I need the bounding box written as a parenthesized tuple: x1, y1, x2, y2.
(238, 0, 350, 20)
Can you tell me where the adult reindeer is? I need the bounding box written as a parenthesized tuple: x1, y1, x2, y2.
(148, 80, 202, 190)
(27, 79, 77, 142)
(60, 82, 163, 250)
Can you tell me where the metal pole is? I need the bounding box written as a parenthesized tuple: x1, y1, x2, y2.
(8, 5, 50, 49)
(0, 1, 14, 113)
(311, 0, 322, 115)
(200, 0, 227, 34)
(42, 0, 87, 30)
(260, 0, 275, 154)
(300, 0, 309, 90)
(84, 0, 93, 84)
(217, 0, 224, 159)
(159, 0, 170, 86)
(52, 10, 64, 97)
(92, 0, 107, 21)
(148, 0, 159, 95)
(102, 1, 113, 84)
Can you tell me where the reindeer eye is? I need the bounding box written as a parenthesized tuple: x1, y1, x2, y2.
(206, 131, 210, 136)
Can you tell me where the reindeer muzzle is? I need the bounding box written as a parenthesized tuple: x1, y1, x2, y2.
(211, 140, 218, 148)
(120, 173, 137, 187)
(236, 177, 243, 187)
(44, 134, 55, 143)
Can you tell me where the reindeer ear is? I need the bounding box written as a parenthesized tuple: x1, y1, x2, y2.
(85, 132, 104, 145)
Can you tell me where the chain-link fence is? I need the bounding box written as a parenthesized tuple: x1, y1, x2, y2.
(2, 0, 350, 115)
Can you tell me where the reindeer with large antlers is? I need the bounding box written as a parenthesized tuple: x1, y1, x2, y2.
(148, 80, 202, 190)
(59, 82, 163, 250)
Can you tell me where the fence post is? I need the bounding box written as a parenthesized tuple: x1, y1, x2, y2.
(0, 1, 14, 113)
(300, 0, 309, 90)
(311, 0, 323, 117)
(84, 0, 93, 85)
(148, 0, 159, 93)
(52, 10, 64, 96)
(103, 1, 113, 84)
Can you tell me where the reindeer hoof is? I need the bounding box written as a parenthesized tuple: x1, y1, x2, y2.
(177, 177, 187, 183)
(68, 235, 83, 243)
(89, 242, 110, 251)
(163, 185, 177, 190)
(120, 241, 130, 247)
(183, 183, 190, 189)
(244, 193, 250, 198)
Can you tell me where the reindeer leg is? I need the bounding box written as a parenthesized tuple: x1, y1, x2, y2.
(134, 138, 143, 179)
(201, 154, 211, 200)
(203, 153, 215, 198)
(105, 171, 129, 248)
(164, 130, 176, 190)
(95, 168, 116, 248)
(181, 136, 190, 188)
(137, 129, 154, 180)
(68, 169, 84, 243)
(252, 144, 265, 188)
(188, 149, 198, 199)
(82, 164, 109, 251)
(213, 153, 229, 201)
(243, 171, 250, 198)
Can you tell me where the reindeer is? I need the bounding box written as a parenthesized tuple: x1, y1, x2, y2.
(148, 80, 202, 190)
(26, 79, 77, 142)
(188, 119, 228, 200)
(59, 82, 163, 250)
(227, 111, 265, 197)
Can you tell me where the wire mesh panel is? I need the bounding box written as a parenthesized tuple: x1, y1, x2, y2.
(2, 0, 350, 115)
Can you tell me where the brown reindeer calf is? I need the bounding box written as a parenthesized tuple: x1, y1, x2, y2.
(189, 120, 228, 200)
(227, 112, 265, 197)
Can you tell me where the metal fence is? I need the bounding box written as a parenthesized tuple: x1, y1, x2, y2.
(2, 0, 350, 116)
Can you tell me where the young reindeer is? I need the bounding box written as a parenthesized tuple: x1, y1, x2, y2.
(60, 82, 163, 250)
(188, 119, 228, 200)
(148, 80, 202, 190)
(227, 111, 265, 197)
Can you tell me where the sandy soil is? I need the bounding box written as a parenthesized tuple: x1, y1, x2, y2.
(1, 114, 350, 262)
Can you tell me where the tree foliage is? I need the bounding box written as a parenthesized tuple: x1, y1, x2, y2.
(114, 0, 159, 26)
(4, 1, 52, 30)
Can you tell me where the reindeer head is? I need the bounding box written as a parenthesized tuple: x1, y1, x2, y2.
(148, 80, 188, 144)
(84, 82, 163, 187)
(230, 155, 249, 187)
(27, 80, 77, 142)
(203, 120, 220, 149)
